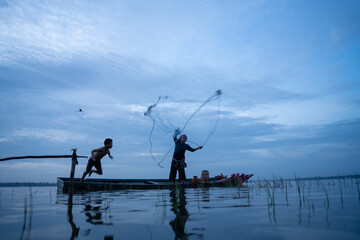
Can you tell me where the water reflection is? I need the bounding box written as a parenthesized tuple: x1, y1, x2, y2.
(200, 188, 210, 202)
(81, 194, 113, 226)
(67, 193, 79, 240)
(169, 188, 189, 240)
(66, 192, 114, 240)
(169, 188, 204, 240)
(1, 179, 359, 240)
(20, 187, 33, 240)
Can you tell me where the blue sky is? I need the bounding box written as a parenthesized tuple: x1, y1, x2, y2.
(0, 0, 359, 182)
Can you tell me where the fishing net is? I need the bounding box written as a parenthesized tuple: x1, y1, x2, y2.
(144, 89, 223, 167)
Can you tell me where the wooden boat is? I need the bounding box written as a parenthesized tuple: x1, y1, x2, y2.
(57, 174, 254, 193)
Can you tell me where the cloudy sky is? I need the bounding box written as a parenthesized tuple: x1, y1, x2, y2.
(0, 0, 359, 182)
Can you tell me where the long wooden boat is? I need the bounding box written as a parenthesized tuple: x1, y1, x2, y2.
(57, 174, 254, 193)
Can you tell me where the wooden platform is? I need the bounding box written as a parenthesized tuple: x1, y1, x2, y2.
(57, 174, 253, 193)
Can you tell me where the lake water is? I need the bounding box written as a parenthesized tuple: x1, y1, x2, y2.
(0, 178, 360, 240)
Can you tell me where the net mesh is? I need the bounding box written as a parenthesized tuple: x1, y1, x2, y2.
(144, 89, 223, 167)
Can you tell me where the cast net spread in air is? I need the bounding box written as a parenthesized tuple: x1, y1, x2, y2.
(144, 89, 223, 167)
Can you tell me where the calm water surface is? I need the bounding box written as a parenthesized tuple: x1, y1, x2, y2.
(0, 179, 360, 240)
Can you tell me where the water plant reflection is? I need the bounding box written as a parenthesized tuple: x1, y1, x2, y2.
(20, 187, 33, 240)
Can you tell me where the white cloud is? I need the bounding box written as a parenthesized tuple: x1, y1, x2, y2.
(239, 149, 273, 158)
(0, 0, 107, 65)
(0, 137, 9, 142)
(252, 127, 318, 142)
(13, 128, 86, 142)
(1, 161, 67, 169)
(130, 152, 165, 157)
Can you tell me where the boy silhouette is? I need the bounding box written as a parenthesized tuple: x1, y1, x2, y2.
(80, 138, 113, 183)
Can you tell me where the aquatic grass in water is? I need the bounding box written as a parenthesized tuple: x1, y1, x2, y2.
(322, 183, 330, 209)
(339, 179, 344, 209)
(1, 176, 360, 239)
(294, 174, 302, 207)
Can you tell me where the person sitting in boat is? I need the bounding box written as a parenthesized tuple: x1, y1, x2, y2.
(80, 138, 113, 183)
(170, 132, 202, 184)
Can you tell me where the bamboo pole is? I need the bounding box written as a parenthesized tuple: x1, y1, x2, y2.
(0, 151, 88, 194)
(68, 149, 78, 194)
(67, 149, 80, 238)
(0, 155, 87, 161)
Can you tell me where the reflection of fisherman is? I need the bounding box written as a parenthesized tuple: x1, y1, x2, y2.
(169, 189, 189, 240)
(170, 130, 203, 184)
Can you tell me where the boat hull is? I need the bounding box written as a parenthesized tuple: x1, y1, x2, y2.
(57, 175, 253, 193)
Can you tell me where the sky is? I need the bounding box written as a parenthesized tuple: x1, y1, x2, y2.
(0, 0, 359, 182)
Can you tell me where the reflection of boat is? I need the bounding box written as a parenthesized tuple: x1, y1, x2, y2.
(57, 174, 254, 193)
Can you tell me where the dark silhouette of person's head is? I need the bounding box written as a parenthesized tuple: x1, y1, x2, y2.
(179, 134, 187, 143)
(104, 138, 113, 148)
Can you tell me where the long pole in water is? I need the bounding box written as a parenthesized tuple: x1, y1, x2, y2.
(0, 155, 88, 161)
(69, 149, 78, 194)
(68, 149, 80, 238)
(0, 152, 88, 194)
